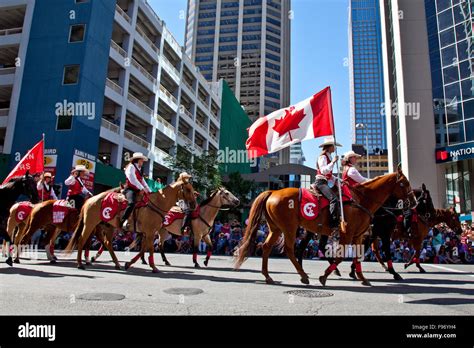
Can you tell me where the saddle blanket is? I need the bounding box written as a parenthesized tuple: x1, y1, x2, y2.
(100, 192, 127, 223)
(53, 200, 75, 224)
(300, 186, 352, 221)
(163, 206, 200, 227)
(15, 202, 34, 223)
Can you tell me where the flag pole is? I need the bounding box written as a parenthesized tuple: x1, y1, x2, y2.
(41, 133, 45, 202)
(328, 88, 347, 233)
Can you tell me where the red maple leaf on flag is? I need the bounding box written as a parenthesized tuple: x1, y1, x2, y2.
(272, 106, 306, 140)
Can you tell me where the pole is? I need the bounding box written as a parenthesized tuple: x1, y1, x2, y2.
(41, 133, 45, 202)
(366, 128, 370, 179)
(328, 88, 347, 233)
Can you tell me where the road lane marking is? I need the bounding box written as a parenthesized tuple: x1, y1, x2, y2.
(423, 264, 474, 277)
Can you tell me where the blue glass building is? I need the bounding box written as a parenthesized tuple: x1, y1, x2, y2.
(349, 0, 387, 161)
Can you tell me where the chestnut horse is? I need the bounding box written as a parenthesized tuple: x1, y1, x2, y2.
(156, 187, 240, 268)
(234, 168, 416, 286)
(65, 173, 196, 273)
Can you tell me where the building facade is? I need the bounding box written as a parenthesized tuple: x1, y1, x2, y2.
(184, 0, 291, 166)
(349, 0, 388, 177)
(424, 0, 473, 219)
(379, 0, 445, 207)
(0, 0, 221, 195)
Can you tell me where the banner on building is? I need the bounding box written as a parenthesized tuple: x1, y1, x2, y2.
(44, 149, 58, 177)
(71, 149, 96, 192)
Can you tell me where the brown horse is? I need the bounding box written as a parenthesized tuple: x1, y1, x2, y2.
(401, 207, 461, 273)
(234, 168, 416, 286)
(157, 187, 240, 268)
(65, 173, 196, 273)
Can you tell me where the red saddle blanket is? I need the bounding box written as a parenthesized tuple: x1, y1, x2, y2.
(300, 186, 352, 221)
(53, 200, 75, 224)
(15, 202, 34, 223)
(163, 206, 201, 227)
(100, 192, 128, 223)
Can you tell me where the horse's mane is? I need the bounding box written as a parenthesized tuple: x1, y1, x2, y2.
(200, 187, 225, 207)
(0, 176, 23, 190)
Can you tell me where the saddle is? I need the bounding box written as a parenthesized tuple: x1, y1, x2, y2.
(163, 206, 201, 227)
(300, 184, 352, 221)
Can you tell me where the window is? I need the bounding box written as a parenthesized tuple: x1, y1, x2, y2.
(63, 65, 80, 85)
(69, 24, 85, 43)
(75, 0, 88, 3)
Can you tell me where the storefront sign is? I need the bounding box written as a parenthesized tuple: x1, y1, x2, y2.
(435, 142, 474, 163)
(72, 149, 96, 191)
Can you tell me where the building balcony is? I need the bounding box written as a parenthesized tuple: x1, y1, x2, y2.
(124, 129, 150, 150)
(0, 67, 16, 86)
(136, 26, 160, 56)
(0, 108, 9, 117)
(143, 1, 164, 26)
(0, 27, 22, 36)
(101, 118, 120, 134)
(0, 27, 22, 46)
(179, 104, 193, 120)
(159, 85, 178, 109)
(182, 80, 195, 93)
(105, 78, 124, 96)
(194, 143, 204, 154)
(155, 114, 176, 141)
(209, 133, 218, 144)
(178, 131, 192, 146)
(127, 93, 154, 119)
(153, 146, 170, 168)
(195, 119, 207, 132)
(131, 57, 157, 86)
(161, 55, 180, 82)
(110, 40, 127, 60)
(115, 4, 132, 25)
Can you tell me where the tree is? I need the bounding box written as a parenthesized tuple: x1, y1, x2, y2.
(225, 172, 256, 208)
(165, 145, 221, 195)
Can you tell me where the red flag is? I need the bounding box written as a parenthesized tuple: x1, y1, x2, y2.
(246, 87, 334, 159)
(2, 139, 44, 185)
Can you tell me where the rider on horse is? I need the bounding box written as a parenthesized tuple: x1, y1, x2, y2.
(120, 152, 151, 230)
(341, 150, 368, 187)
(65, 165, 92, 210)
(178, 188, 199, 234)
(37, 172, 58, 201)
(315, 136, 342, 228)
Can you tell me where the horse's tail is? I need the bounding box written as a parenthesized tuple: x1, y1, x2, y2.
(234, 190, 272, 269)
(64, 209, 84, 254)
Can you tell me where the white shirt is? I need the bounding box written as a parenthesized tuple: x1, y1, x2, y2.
(64, 175, 92, 196)
(346, 166, 368, 184)
(37, 182, 58, 200)
(316, 153, 335, 185)
(125, 164, 151, 193)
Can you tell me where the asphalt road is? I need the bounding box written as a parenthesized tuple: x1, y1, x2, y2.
(0, 251, 473, 315)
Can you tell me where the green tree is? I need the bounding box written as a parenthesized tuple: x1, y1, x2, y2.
(165, 145, 221, 194)
(225, 171, 256, 208)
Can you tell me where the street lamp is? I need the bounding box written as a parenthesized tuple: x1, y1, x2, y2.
(356, 123, 370, 179)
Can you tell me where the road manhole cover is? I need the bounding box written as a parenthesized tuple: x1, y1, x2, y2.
(284, 290, 334, 298)
(163, 288, 204, 296)
(77, 293, 125, 301)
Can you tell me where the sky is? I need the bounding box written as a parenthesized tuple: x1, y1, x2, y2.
(149, 0, 351, 169)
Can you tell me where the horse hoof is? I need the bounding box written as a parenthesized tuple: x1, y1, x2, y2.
(300, 277, 310, 285)
(164, 261, 171, 266)
(349, 271, 357, 280)
(151, 268, 159, 274)
(85, 261, 92, 266)
(404, 263, 409, 269)
(334, 268, 341, 277)
(77, 264, 85, 270)
(124, 262, 131, 271)
(319, 276, 327, 287)
(50, 259, 57, 264)
(13, 259, 20, 264)
(52, 255, 58, 261)
(265, 278, 275, 285)
(204, 260, 209, 267)
(6, 257, 13, 267)
(115, 265, 121, 271)
(91, 257, 96, 263)
(141, 260, 148, 265)
(194, 263, 201, 268)
(382, 264, 388, 271)
(418, 267, 426, 273)
(393, 273, 403, 281)
(361, 280, 372, 286)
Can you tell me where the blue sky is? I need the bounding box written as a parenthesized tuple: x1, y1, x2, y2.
(149, 0, 351, 169)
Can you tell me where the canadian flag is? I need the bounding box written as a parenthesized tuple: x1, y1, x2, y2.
(246, 87, 334, 159)
(2, 139, 44, 185)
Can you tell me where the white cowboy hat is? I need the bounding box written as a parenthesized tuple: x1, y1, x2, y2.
(130, 152, 148, 162)
(73, 165, 89, 174)
(43, 172, 53, 179)
(319, 136, 342, 148)
(343, 150, 362, 160)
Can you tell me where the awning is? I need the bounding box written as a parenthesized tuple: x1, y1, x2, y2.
(94, 162, 125, 188)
